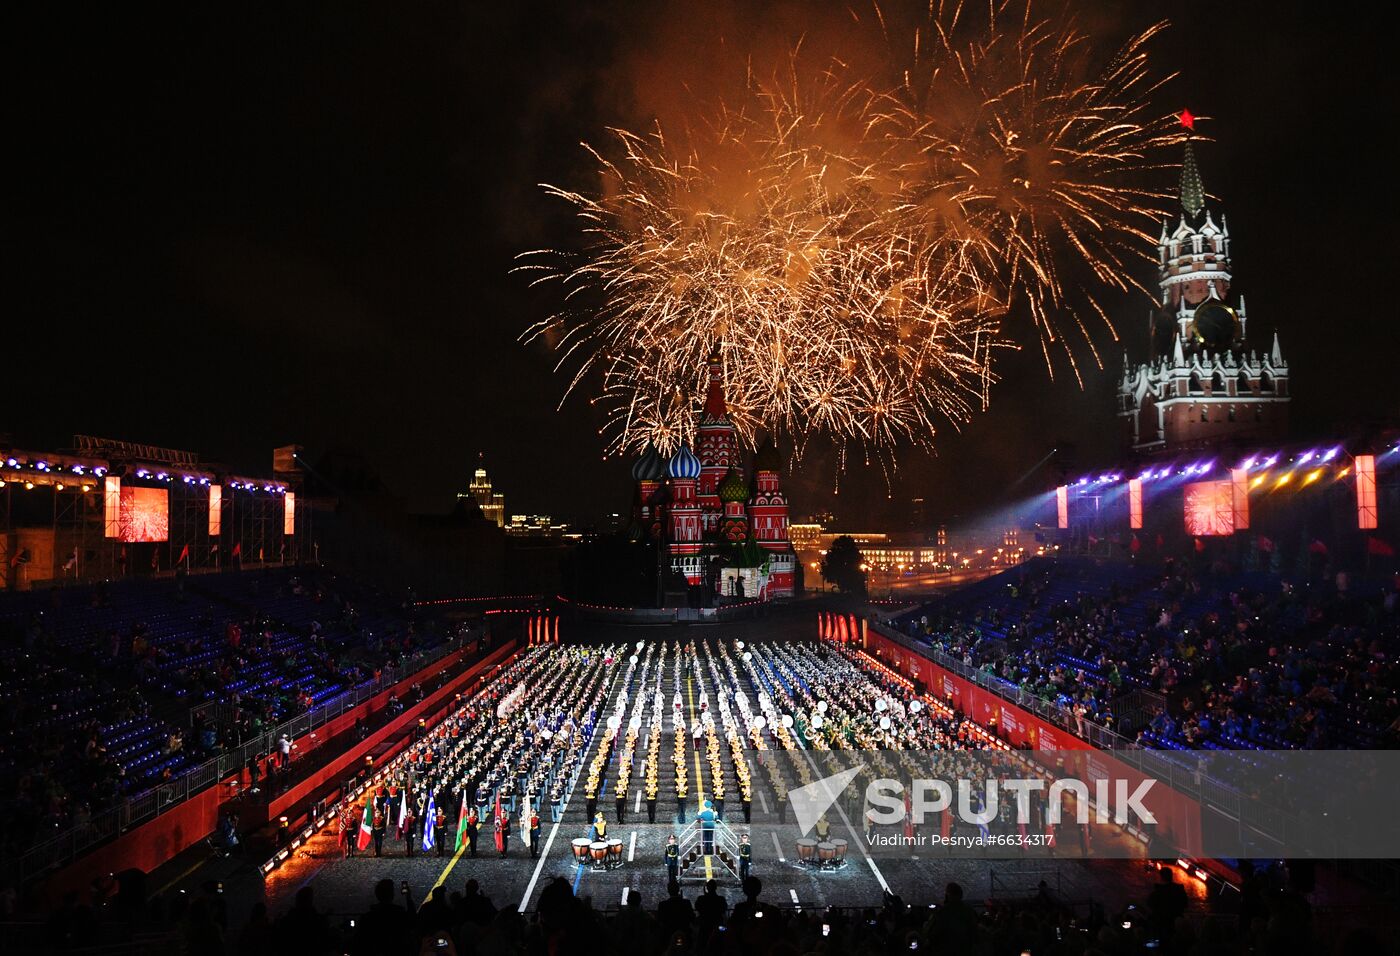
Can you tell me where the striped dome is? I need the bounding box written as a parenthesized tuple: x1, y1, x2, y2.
(631, 444, 664, 482)
(666, 444, 701, 480)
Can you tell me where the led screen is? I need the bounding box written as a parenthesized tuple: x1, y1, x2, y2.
(118, 486, 169, 542)
(1183, 479, 1234, 536)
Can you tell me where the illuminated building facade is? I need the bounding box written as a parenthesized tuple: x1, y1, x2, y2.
(631, 354, 796, 599)
(1118, 132, 1290, 453)
(463, 456, 505, 527)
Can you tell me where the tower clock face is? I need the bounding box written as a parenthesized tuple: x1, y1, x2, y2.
(1188, 301, 1239, 350)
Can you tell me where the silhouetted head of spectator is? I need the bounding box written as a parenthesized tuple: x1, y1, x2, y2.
(703, 880, 717, 897)
(668, 881, 682, 899)
(374, 879, 395, 905)
(742, 877, 761, 902)
(295, 886, 315, 910)
(465, 879, 479, 897)
(945, 882, 964, 904)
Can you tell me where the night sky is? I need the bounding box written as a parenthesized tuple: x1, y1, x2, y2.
(7, 2, 1394, 528)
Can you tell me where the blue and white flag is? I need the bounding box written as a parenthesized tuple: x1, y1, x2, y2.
(422, 792, 437, 852)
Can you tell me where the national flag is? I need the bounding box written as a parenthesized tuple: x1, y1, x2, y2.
(398, 790, 408, 835)
(64, 547, 79, 571)
(177, 544, 189, 565)
(1368, 537, 1396, 557)
(356, 800, 374, 851)
(455, 791, 471, 850)
(422, 791, 437, 852)
(232, 542, 241, 558)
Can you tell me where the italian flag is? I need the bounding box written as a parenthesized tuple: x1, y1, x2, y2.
(357, 800, 374, 851)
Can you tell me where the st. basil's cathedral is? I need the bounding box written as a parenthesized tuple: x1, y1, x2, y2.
(629, 355, 797, 600)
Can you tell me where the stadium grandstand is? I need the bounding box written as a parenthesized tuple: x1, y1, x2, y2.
(1, 433, 1397, 956)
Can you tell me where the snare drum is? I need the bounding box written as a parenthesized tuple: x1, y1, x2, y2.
(607, 838, 623, 867)
(796, 838, 817, 863)
(817, 841, 836, 864)
(571, 838, 592, 863)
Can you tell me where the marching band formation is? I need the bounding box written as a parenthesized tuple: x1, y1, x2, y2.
(334, 635, 1037, 878)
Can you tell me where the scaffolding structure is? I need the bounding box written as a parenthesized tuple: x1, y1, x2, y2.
(1, 436, 311, 590)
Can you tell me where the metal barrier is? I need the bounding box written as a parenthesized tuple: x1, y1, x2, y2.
(5, 635, 468, 885)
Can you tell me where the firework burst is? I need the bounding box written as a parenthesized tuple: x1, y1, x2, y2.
(519, 0, 1176, 463)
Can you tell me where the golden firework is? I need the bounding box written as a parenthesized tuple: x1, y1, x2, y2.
(519, 1, 1174, 461)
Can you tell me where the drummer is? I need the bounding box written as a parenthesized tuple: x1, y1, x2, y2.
(814, 815, 831, 842)
(591, 810, 607, 842)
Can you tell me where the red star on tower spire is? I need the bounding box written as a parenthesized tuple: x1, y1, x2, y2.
(1179, 109, 1195, 131)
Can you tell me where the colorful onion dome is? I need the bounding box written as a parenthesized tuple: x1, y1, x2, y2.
(718, 466, 748, 503)
(666, 444, 701, 480)
(630, 444, 664, 482)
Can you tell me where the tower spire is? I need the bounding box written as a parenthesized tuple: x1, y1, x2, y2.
(702, 350, 727, 420)
(1178, 111, 1205, 219)
(1180, 139, 1205, 219)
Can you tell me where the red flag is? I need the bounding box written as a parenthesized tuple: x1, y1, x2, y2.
(177, 544, 189, 565)
(232, 542, 241, 558)
(1194, 538, 1205, 553)
(1308, 540, 1329, 555)
(1368, 537, 1395, 557)
(1129, 535, 1141, 553)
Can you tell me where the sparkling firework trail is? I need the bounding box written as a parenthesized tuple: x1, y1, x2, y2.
(519, 0, 1177, 464)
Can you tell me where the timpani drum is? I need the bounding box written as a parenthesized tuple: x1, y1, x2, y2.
(590, 841, 608, 867)
(796, 838, 817, 864)
(817, 841, 836, 865)
(831, 838, 848, 866)
(607, 838, 623, 868)
(571, 838, 592, 863)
